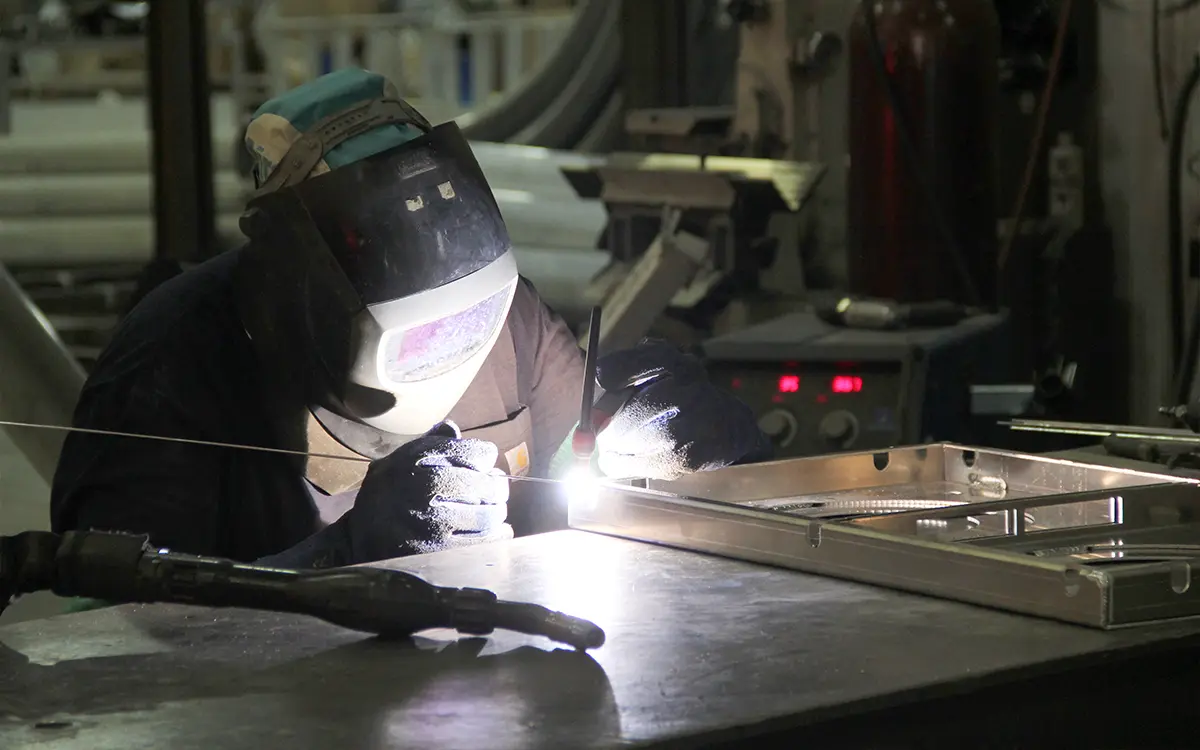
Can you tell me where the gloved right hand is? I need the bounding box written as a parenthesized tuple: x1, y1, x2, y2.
(340, 420, 512, 563)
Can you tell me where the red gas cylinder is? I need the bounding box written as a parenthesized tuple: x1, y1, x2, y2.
(846, 0, 1000, 307)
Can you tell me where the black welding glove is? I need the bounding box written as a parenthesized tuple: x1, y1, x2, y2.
(594, 340, 772, 481)
(258, 421, 511, 569)
(346, 420, 512, 562)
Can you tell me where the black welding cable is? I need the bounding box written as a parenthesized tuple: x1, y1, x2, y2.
(858, 0, 983, 307)
(1169, 53, 1200, 401)
(1174, 289, 1200, 405)
(1153, 0, 1170, 141)
(996, 0, 1071, 274)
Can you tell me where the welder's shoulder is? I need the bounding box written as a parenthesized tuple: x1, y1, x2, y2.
(86, 249, 252, 390)
(508, 275, 544, 322)
(508, 275, 574, 348)
(507, 275, 582, 388)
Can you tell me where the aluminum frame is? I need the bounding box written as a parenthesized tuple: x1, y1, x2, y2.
(569, 443, 1200, 628)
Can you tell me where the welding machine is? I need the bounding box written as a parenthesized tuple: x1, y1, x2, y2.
(702, 310, 1010, 458)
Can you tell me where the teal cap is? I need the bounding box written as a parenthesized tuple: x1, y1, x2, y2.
(244, 68, 427, 188)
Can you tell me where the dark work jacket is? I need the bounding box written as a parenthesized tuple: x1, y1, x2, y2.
(50, 248, 583, 561)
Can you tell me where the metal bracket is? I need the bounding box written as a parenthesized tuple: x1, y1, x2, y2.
(583, 206, 711, 353)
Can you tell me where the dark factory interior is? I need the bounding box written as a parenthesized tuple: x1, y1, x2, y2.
(2, 1, 1200, 747)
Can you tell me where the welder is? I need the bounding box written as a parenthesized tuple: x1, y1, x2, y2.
(50, 69, 770, 569)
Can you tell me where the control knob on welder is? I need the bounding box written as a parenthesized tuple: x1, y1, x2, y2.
(818, 410, 859, 449)
(758, 409, 799, 449)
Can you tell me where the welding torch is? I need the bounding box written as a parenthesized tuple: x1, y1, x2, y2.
(569, 306, 658, 472)
(571, 306, 607, 465)
(0, 529, 605, 650)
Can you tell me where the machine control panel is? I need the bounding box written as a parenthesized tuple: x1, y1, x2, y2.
(702, 310, 1009, 459)
(712, 362, 905, 457)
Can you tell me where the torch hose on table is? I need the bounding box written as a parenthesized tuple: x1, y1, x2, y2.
(0, 529, 606, 650)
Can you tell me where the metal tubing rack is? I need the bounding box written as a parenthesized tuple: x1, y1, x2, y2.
(569, 444, 1200, 628)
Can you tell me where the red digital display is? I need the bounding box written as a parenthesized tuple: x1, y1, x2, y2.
(777, 374, 801, 393)
(831, 375, 863, 394)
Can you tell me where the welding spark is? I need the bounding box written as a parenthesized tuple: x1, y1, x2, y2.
(562, 465, 602, 513)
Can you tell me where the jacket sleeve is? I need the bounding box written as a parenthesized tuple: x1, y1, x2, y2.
(509, 278, 585, 478)
(50, 356, 227, 556)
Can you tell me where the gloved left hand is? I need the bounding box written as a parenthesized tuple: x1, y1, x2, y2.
(594, 340, 772, 480)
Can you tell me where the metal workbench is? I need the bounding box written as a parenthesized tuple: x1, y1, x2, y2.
(1, 530, 1199, 749)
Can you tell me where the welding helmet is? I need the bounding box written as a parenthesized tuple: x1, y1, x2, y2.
(236, 69, 518, 440)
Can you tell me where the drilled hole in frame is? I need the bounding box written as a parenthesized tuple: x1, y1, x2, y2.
(1171, 562, 1192, 594)
(1063, 568, 1082, 598)
(807, 523, 823, 548)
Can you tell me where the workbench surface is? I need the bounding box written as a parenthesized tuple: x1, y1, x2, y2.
(1, 531, 1199, 749)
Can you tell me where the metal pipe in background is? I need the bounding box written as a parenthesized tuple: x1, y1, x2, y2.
(0, 264, 86, 483)
(1003, 418, 1200, 446)
(146, 0, 216, 264)
(507, 0, 621, 150)
(0, 41, 11, 136)
(457, 0, 618, 147)
(0, 130, 605, 176)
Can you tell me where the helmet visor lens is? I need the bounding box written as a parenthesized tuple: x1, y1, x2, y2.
(381, 283, 512, 383)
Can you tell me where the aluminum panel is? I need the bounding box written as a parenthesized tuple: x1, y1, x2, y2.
(569, 444, 1200, 628)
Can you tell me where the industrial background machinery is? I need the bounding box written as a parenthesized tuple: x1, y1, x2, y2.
(616, 0, 1131, 460)
(703, 308, 1009, 458)
(559, 0, 1054, 459)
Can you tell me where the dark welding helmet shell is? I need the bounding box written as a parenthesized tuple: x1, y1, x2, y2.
(235, 121, 514, 426)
